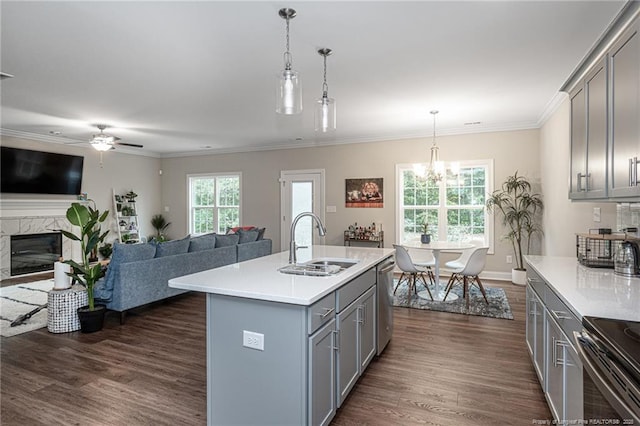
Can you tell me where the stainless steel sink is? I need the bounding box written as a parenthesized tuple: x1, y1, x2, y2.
(278, 258, 358, 277)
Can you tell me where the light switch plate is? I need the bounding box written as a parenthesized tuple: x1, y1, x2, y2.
(326, 205, 337, 213)
(593, 207, 601, 222)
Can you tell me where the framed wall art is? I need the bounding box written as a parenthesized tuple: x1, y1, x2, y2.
(345, 178, 383, 208)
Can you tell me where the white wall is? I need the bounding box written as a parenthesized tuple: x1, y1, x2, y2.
(539, 98, 617, 256)
(161, 128, 540, 275)
(0, 136, 162, 243)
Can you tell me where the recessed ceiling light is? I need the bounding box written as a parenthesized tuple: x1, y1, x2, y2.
(49, 131, 62, 135)
(201, 145, 212, 149)
(464, 121, 482, 126)
(295, 137, 303, 141)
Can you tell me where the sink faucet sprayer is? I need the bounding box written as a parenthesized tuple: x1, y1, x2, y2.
(289, 212, 327, 264)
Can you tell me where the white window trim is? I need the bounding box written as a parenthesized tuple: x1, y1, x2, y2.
(187, 172, 243, 235)
(395, 160, 494, 254)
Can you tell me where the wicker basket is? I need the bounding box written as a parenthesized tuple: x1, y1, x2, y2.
(47, 285, 88, 333)
(576, 233, 624, 269)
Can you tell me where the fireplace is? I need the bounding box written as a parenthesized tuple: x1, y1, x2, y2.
(10, 232, 62, 276)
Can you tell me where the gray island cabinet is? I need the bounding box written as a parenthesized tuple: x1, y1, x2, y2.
(169, 245, 394, 426)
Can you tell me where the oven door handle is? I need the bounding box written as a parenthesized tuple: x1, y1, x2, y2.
(574, 331, 640, 423)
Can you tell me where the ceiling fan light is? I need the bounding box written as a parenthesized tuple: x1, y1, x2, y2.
(92, 134, 115, 144)
(91, 140, 113, 151)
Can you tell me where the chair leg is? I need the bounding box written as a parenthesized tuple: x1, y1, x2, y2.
(418, 272, 434, 300)
(394, 272, 407, 295)
(463, 276, 470, 310)
(443, 273, 456, 301)
(475, 276, 489, 304)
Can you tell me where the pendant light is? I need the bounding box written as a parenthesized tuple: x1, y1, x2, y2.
(276, 8, 302, 115)
(427, 110, 445, 183)
(315, 48, 336, 132)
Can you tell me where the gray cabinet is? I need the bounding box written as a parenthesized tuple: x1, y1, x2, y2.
(609, 21, 640, 198)
(337, 285, 377, 407)
(525, 285, 545, 386)
(526, 266, 583, 425)
(569, 58, 608, 199)
(309, 318, 336, 426)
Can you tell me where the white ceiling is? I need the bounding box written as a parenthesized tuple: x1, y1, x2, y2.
(0, 1, 626, 157)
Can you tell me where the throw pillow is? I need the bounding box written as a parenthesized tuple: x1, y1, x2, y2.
(155, 235, 191, 257)
(227, 226, 256, 234)
(189, 233, 216, 252)
(237, 228, 259, 244)
(215, 233, 240, 247)
(256, 227, 266, 240)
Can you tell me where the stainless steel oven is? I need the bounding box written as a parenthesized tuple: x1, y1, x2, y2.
(575, 316, 640, 424)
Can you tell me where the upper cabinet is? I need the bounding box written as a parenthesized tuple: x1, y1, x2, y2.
(566, 4, 640, 201)
(608, 21, 640, 198)
(569, 59, 608, 199)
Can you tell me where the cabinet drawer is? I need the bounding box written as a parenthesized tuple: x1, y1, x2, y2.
(544, 287, 581, 343)
(336, 269, 376, 313)
(308, 292, 336, 335)
(526, 268, 546, 298)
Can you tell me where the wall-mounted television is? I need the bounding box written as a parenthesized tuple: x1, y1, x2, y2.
(1, 146, 84, 195)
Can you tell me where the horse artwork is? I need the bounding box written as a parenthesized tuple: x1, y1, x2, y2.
(345, 178, 383, 208)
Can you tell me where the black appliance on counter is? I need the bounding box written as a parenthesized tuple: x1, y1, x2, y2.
(575, 316, 640, 423)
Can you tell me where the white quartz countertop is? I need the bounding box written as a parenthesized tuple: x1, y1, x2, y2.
(525, 255, 640, 322)
(168, 245, 395, 306)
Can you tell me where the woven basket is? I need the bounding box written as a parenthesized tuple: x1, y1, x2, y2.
(47, 285, 88, 333)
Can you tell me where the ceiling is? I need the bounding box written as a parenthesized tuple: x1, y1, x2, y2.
(0, 1, 626, 157)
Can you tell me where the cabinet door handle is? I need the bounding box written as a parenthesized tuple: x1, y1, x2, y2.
(550, 309, 572, 321)
(552, 336, 557, 367)
(332, 330, 339, 351)
(634, 157, 639, 186)
(554, 338, 568, 367)
(529, 299, 537, 316)
(357, 305, 365, 325)
(577, 172, 584, 192)
(630, 158, 635, 187)
(318, 307, 334, 319)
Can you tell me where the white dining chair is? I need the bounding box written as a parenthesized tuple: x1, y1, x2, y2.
(411, 250, 436, 287)
(444, 237, 485, 271)
(393, 244, 433, 300)
(443, 246, 489, 309)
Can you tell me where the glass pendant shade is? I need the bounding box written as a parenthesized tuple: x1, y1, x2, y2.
(276, 69, 302, 115)
(315, 96, 336, 132)
(91, 141, 113, 151)
(91, 133, 115, 151)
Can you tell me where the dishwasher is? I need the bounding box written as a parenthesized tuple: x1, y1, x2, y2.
(377, 257, 395, 355)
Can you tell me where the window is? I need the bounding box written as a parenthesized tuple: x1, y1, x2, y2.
(188, 173, 241, 235)
(396, 160, 493, 249)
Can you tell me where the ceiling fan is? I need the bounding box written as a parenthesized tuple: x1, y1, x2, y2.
(89, 124, 143, 151)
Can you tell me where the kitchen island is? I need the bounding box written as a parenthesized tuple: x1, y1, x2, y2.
(169, 245, 394, 426)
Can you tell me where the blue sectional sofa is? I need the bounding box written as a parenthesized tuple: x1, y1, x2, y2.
(94, 232, 272, 323)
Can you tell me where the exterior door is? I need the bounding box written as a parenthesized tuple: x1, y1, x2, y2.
(280, 170, 325, 252)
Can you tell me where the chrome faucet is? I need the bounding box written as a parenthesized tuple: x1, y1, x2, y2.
(289, 212, 327, 264)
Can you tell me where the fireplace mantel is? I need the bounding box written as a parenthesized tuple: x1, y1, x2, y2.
(0, 198, 84, 218)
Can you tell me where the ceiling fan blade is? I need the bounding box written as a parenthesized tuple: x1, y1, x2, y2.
(115, 141, 143, 148)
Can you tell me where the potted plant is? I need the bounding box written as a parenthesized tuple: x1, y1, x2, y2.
(150, 214, 171, 242)
(125, 190, 138, 202)
(420, 222, 431, 244)
(59, 201, 110, 332)
(98, 242, 113, 260)
(486, 171, 543, 285)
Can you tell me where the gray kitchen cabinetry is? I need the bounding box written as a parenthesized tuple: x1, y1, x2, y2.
(336, 269, 377, 407)
(525, 284, 545, 386)
(309, 317, 336, 426)
(609, 20, 640, 198)
(525, 266, 583, 424)
(569, 58, 608, 199)
(205, 265, 379, 425)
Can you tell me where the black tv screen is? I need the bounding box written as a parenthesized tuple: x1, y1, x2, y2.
(1, 147, 84, 195)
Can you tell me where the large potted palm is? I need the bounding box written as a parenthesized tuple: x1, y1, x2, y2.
(486, 172, 543, 285)
(60, 201, 110, 332)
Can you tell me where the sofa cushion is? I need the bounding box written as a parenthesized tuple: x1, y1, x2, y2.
(215, 233, 239, 247)
(237, 228, 259, 244)
(189, 233, 216, 252)
(95, 242, 157, 301)
(256, 227, 266, 240)
(155, 235, 190, 257)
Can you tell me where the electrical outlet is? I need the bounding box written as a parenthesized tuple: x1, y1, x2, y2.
(243, 330, 264, 351)
(506, 255, 513, 264)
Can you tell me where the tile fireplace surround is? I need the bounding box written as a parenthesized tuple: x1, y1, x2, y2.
(0, 199, 79, 280)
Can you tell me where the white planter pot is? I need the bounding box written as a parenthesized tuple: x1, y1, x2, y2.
(512, 269, 527, 286)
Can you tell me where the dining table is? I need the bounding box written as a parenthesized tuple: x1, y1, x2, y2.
(402, 240, 474, 301)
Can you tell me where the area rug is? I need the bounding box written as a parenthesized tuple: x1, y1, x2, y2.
(0, 279, 52, 337)
(392, 279, 514, 320)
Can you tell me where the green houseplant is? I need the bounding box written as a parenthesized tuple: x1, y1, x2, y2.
(59, 201, 110, 332)
(420, 222, 431, 244)
(486, 171, 543, 285)
(150, 214, 171, 242)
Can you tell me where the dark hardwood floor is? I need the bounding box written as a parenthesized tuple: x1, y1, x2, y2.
(1, 278, 551, 425)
